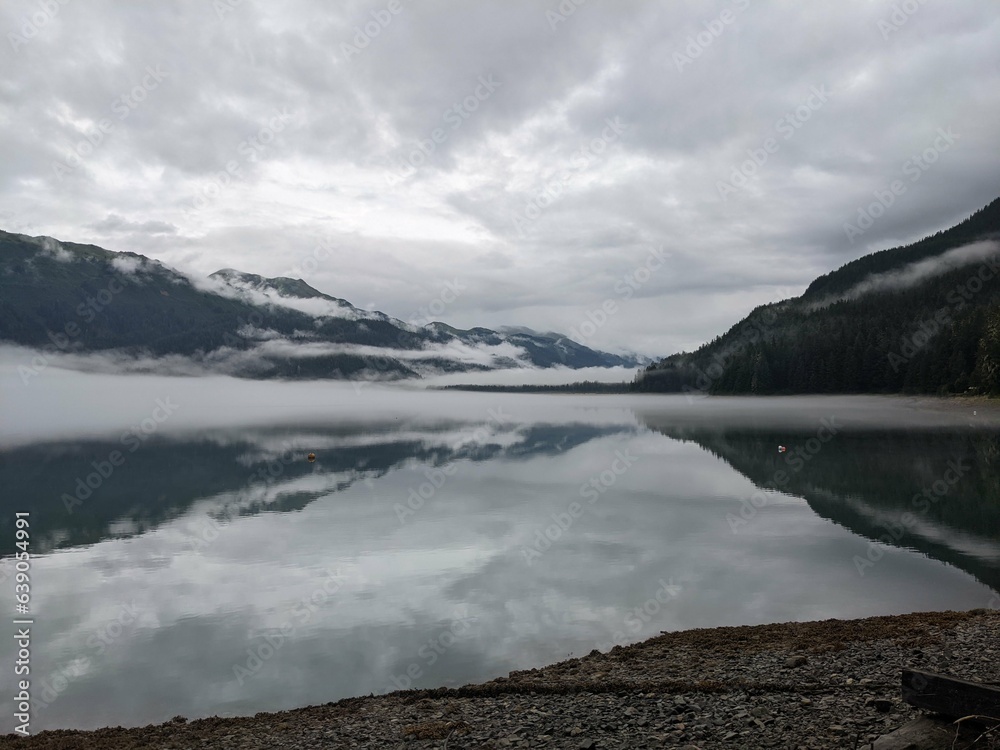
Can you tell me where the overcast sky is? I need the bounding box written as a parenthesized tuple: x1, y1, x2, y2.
(2, 1, 998, 357)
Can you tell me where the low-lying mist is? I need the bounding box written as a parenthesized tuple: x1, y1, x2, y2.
(813, 239, 1000, 308)
(3, 344, 997, 449)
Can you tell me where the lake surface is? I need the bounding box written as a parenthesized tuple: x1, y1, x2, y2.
(2, 372, 1000, 732)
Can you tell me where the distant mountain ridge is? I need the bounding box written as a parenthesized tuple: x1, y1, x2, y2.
(0, 230, 645, 379)
(210, 268, 356, 305)
(635, 196, 1000, 395)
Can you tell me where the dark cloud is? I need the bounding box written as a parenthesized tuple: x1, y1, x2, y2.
(1, 0, 998, 357)
(89, 213, 177, 234)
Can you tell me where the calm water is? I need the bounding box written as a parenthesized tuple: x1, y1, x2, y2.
(2, 373, 999, 732)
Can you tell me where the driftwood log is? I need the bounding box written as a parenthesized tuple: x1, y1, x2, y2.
(872, 669, 1000, 749)
(901, 668, 1000, 719)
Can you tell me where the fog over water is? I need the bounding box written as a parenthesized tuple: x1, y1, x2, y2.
(2, 360, 999, 732)
(3, 347, 997, 446)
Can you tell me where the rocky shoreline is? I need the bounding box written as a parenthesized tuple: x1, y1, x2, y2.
(4, 609, 999, 749)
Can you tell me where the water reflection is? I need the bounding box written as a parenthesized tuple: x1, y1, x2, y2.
(0, 421, 632, 555)
(1, 395, 998, 733)
(636, 412, 1000, 592)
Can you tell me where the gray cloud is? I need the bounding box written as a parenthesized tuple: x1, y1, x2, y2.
(2, 0, 999, 356)
(89, 214, 178, 235)
(823, 240, 1000, 305)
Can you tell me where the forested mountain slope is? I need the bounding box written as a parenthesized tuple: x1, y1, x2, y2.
(635, 197, 1000, 395)
(0, 230, 643, 378)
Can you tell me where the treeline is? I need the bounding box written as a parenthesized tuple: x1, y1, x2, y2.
(635, 197, 1000, 396)
(440, 380, 630, 393)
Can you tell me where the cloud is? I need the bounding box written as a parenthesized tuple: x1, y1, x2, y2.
(0, 330, 533, 382)
(89, 214, 178, 235)
(1, 0, 999, 356)
(34, 235, 74, 262)
(192, 271, 375, 321)
(243, 336, 531, 369)
(818, 239, 1000, 305)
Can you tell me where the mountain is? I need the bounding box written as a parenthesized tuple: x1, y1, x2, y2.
(0, 230, 645, 378)
(496, 326, 654, 368)
(0, 422, 630, 555)
(635, 196, 1000, 395)
(636, 413, 1000, 594)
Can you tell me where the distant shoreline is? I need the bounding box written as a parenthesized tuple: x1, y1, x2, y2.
(435, 382, 1000, 400)
(435, 381, 631, 393)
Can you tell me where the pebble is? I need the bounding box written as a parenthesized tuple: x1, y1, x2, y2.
(3, 610, 997, 750)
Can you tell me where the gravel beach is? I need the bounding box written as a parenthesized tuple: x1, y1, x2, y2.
(5, 608, 1000, 749)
